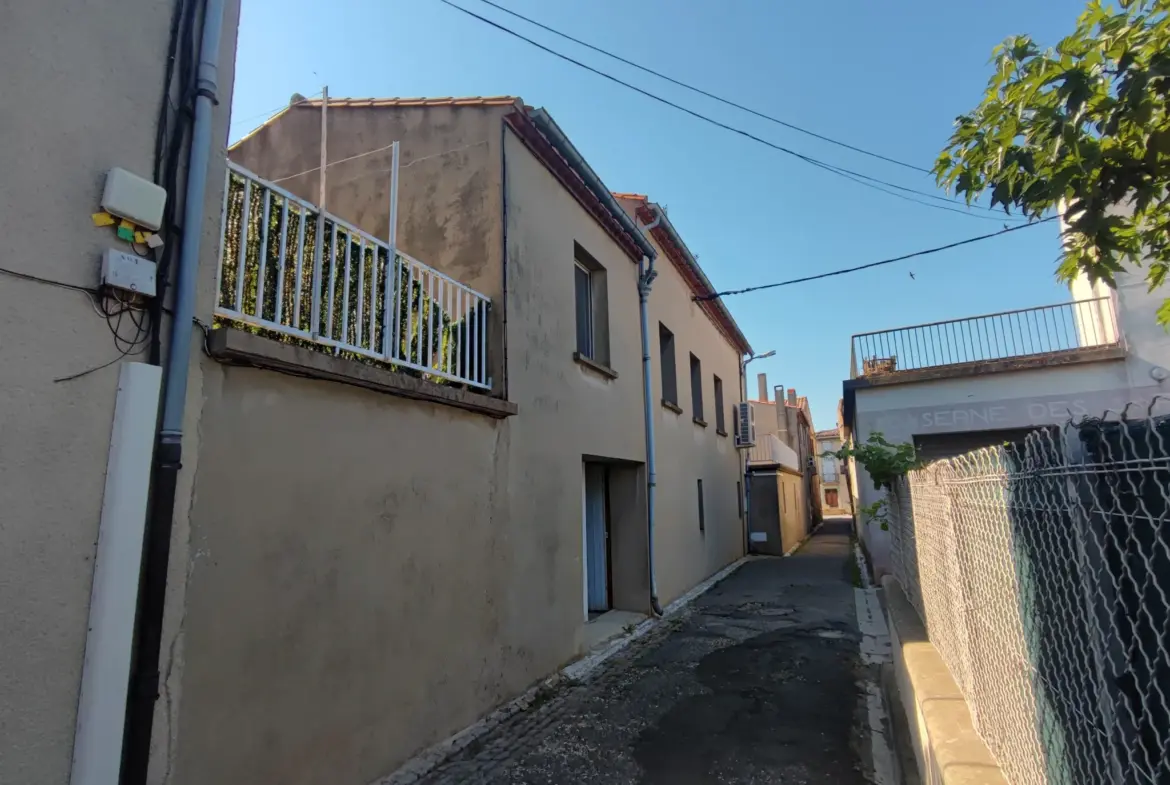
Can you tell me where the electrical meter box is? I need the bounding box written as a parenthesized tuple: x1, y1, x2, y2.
(101, 248, 157, 297)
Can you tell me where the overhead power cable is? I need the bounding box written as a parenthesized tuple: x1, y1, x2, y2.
(467, 0, 929, 174)
(437, 0, 1021, 222)
(695, 217, 1057, 301)
(229, 90, 324, 141)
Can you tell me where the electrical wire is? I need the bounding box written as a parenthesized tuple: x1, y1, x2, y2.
(0, 264, 102, 298)
(465, 0, 930, 174)
(52, 288, 151, 382)
(229, 90, 324, 142)
(436, 0, 1022, 221)
(0, 233, 153, 382)
(271, 139, 490, 187)
(695, 216, 1057, 301)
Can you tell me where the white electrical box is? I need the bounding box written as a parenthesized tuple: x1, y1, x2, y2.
(101, 167, 167, 231)
(101, 248, 157, 297)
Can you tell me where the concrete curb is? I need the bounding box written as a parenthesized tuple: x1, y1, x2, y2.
(854, 537, 873, 589)
(373, 555, 754, 785)
(881, 575, 1008, 785)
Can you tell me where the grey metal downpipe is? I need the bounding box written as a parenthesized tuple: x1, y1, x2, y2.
(121, 0, 225, 780)
(638, 210, 663, 616)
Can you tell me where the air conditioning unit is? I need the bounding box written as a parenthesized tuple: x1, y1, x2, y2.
(734, 402, 755, 448)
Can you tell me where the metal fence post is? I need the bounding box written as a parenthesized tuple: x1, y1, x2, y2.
(382, 141, 400, 359)
(310, 87, 328, 339)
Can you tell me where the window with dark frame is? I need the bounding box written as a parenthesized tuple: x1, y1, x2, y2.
(697, 479, 705, 533)
(690, 353, 703, 422)
(574, 263, 592, 357)
(659, 323, 677, 405)
(714, 376, 725, 433)
(573, 243, 609, 365)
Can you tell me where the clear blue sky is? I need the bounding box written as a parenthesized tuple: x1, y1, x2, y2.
(230, 0, 1089, 428)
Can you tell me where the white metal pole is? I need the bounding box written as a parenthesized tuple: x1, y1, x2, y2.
(70, 362, 163, 785)
(318, 85, 328, 208)
(310, 86, 328, 338)
(382, 142, 400, 359)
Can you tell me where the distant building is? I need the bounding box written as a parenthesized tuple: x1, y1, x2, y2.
(815, 428, 849, 516)
(744, 375, 820, 553)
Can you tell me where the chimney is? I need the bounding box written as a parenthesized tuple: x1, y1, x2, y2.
(757, 373, 768, 402)
(787, 388, 797, 406)
(773, 385, 790, 442)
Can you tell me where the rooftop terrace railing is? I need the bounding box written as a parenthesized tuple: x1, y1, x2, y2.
(849, 297, 1119, 379)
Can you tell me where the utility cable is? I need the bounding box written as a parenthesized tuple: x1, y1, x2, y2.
(229, 90, 324, 141)
(0, 265, 153, 381)
(695, 216, 1057, 301)
(437, 0, 1020, 221)
(271, 139, 490, 185)
(466, 0, 929, 174)
(0, 264, 101, 298)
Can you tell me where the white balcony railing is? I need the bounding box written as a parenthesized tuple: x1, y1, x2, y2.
(748, 433, 799, 469)
(849, 297, 1119, 379)
(216, 161, 490, 389)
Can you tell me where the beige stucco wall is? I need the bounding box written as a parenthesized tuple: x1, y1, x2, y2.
(747, 470, 808, 555)
(163, 108, 513, 785)
(0, 2, 238, 783)
(229, 103, 510, 393)
(632, 217, 746, 602)
(167, 363, 514, 785)
(163, 112, 749, 785)
(501, 128, 648, 623)
(165, 119, 650, 784)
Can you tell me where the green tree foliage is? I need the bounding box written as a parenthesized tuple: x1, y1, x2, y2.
(934, 0, 1170, 322)
(825, 432, 920, 531)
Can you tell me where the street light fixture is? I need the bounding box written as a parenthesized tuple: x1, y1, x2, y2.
(741, 350, 776, 399)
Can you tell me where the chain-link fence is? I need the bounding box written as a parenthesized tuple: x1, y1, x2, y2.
(888, 403, 1170, 785)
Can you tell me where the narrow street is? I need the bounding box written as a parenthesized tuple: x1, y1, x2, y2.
(415, 519, 884, 785)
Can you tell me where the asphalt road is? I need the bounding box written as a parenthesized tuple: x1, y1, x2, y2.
(418, 518, 881, 785)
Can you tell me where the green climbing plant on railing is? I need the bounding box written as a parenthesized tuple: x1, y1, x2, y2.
(216, 167, 490, 387)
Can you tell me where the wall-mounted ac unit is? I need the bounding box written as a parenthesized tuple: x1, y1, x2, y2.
(734, 402, 755, 448)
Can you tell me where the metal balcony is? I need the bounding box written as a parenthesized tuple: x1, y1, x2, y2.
(849, 298, 1120, 379)
(216, 162, 491, 389)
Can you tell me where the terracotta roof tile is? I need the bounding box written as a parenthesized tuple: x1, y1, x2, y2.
(611, 192, 648, 202)
(298, 96, 520, 108)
